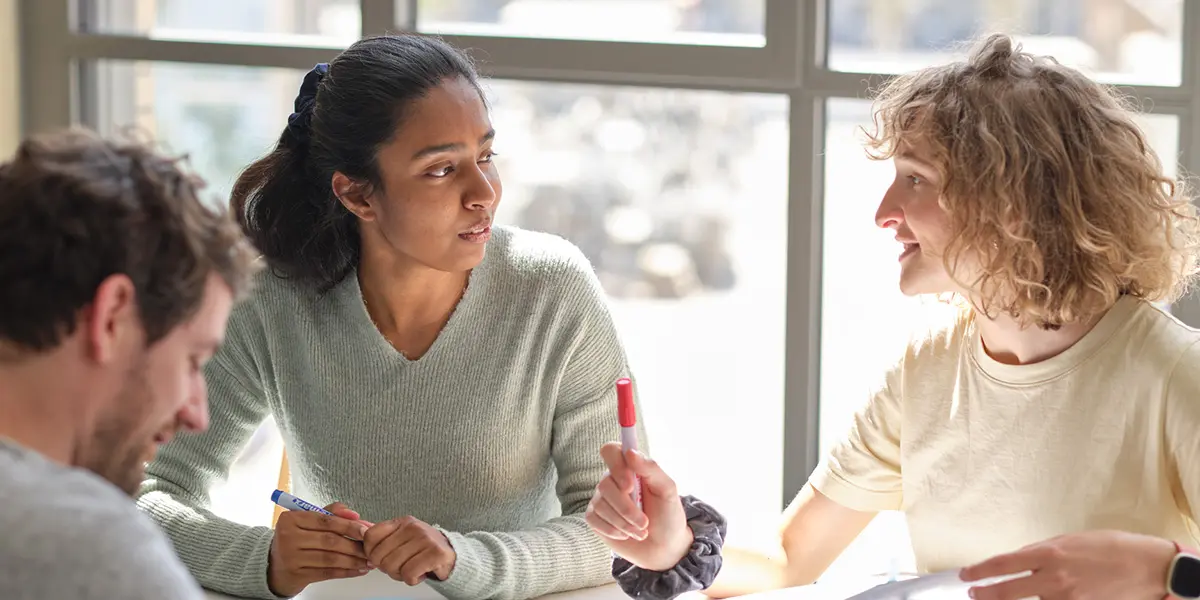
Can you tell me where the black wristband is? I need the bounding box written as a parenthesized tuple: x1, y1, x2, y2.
(611, 495, 728, 600)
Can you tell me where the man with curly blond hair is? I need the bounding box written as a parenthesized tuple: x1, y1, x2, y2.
(585, 34, 1200, 600)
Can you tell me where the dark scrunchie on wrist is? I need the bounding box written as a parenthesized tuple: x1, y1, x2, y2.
(612, 495, 728, 600)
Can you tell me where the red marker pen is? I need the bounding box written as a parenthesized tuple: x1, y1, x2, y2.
(616, 377, 642, 508)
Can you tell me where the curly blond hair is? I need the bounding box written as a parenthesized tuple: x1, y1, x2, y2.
(864, 33, 1200, 328)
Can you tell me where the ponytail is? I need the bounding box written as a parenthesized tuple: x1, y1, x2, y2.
(231, 63, 359, 289)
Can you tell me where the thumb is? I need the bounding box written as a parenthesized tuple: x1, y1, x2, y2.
(325, 502, 361, 520)
(626, 450, 677, 497)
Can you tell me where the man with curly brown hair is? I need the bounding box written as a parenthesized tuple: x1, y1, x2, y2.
(587, 34, 1200, 600)
(0, 129, 259, 600)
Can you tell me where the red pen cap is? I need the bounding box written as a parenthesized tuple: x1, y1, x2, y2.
(617, 378, 636, 427)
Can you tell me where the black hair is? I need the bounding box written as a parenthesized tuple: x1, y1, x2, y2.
(232, 34, 482, 290)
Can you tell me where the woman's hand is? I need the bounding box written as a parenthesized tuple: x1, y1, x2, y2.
(267, 502, 372, 597)
(585, 442, 693, 572)
(362, 516, 457, 585)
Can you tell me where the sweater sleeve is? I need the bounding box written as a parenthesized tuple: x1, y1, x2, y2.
(428, 248, 646, 600)
(135, 307, 282, 599)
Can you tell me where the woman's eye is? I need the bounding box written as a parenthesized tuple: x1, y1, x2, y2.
(909, 174, 923, 186)
(480, 150, 498, 163)
(429, 165, 454, 178)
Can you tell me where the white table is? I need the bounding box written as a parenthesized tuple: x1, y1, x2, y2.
(199, 571, 891, 600)
(200, 571, 632, 600)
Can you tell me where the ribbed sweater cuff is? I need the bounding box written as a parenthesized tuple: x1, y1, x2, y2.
(248, 529, 288, 600)
(428, 531, 494, 599)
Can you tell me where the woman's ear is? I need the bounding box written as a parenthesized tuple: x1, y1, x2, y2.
(332, 172, 376, 222)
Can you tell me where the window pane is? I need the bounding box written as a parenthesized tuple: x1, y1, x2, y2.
(819, 98, 1180, 580)
(80, 0, 359, 46)
(83, 62, 790, 542)
(86, 61, 299, 208)
(485, 80, 788, 549)
(827, 0, 1183, 86)
(84, 60, 301, 524)
(417, 0, 765, 47)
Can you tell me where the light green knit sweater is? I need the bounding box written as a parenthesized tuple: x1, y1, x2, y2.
(136, 226, 645, 600)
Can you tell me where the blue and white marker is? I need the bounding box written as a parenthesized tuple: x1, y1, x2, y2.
(271, 489, 335, 516)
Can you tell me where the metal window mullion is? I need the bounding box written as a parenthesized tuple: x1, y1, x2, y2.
(781, 89, 824, 511)
(393, 0, 417, 32)
(361, 0, 397, 36)
(1171, 0, 1200, 327)
(762, 0, 802, 87)
(55, 31, 802, 90)
(439, 34, 791, 85)
(65, 33, 342, 69)
(781, 0, 826, 510)
(21, 0, 74, 133)
(474, 63, 797, 94)
(57, 33, 803, 92)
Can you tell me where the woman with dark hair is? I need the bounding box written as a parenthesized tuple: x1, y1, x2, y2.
(136, 34, 644, 600)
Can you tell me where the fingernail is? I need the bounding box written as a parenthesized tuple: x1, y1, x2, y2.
(367, 562, 375, 569)
(968, 588, 976, 599)
(630, 449, 646, 459)
(360, 569, 370, 574)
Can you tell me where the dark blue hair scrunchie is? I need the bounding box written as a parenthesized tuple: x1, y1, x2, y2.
(283, 63, 329, 146)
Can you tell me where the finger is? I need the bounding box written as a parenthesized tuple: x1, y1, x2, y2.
(968, 571, 1051, 600)
(599, 442, 636, 489)
(362, 520, 401, 556)
(625, 450, 678, 498)
(294, 549, 371, 571)
(585, 506, 630, 540)
(399, 546, 447, 586)
(298, 531, 369, 558)
(325, 502, 361, 521)
(379, 539, 427, 581)
(592, 475, 642, 523)
(960, 548, 1043, 582)
(590, 492, 647, 539)
(368, 521, 424, 566)
(300, 567, 371, 582)
(597, 477, 648, 530)
(295, 512, 369, 540)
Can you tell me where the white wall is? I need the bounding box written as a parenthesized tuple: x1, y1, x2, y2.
(0, 0, 21, 157)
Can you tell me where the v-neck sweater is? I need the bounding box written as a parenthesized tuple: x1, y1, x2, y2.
(136, 225, 644, 600)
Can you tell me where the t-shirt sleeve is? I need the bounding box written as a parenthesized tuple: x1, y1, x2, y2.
(1165, 339, 1200, 530)
(5, 496, 204, 600)
(808, 363, 904, 512)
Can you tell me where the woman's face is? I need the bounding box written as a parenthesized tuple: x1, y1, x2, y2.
(874, 138, 962, 296)
(337, 76, 501, 274)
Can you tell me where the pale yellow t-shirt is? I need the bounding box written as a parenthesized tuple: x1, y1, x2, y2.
(810, 296, 1200, 573)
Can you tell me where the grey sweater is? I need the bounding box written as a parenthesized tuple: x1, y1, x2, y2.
(0, 438, 203, 600)
(136, 226, 645, 600)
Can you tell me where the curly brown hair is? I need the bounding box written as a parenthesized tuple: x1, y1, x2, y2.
(864, 33, 1200, 328)
(0, 128, 260, 353)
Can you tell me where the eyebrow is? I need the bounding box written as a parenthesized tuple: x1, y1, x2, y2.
(896, 150, 936, 171)
(411, 129, 496, 161)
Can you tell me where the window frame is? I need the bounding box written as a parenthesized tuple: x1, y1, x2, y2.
(19, 0, 1200, 508)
